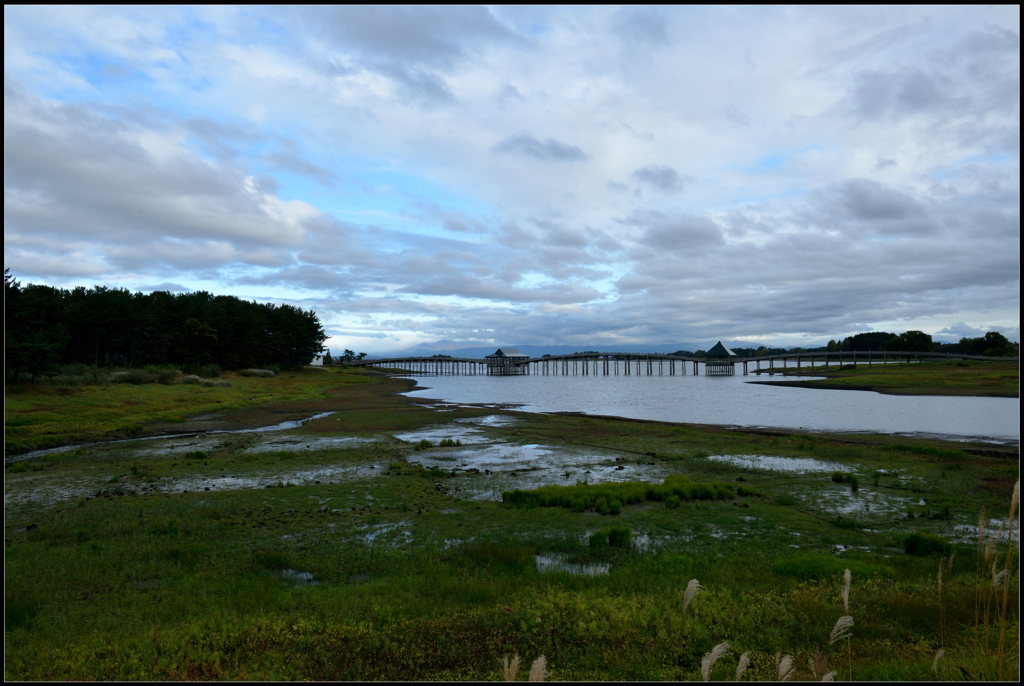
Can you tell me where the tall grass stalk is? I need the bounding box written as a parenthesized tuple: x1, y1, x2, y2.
(735, 652, 750, 681)
(528, 655, 548, 682)
(775, 653, 794, 681)
(676, 579, 703, 678)
(995, 480, 1019, 680)
(700, 642, 729, 681)
(501, 654, 520, 681)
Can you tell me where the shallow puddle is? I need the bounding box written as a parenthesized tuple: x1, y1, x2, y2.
(7, 412, 339, 464)
(410, 442, 674, 501)
(798, 485, 916, 519)
(705, 454, 849, 473)
(535, 554, 609, 576)
(242, 435, 375, 454)
(281, 569, 317, 586)
(361, 520, 413, 546)
(4, 463, 385, 517)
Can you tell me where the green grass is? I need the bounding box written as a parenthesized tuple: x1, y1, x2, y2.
(3, 372, 1019, 680)
(753, 360, 1019, 397)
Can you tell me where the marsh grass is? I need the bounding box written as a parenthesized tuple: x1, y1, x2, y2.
(3, 377, 1020, 680)
(503, 475, 746, 512)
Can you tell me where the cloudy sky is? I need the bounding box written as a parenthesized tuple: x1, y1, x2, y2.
(4, 6, 1019, 353)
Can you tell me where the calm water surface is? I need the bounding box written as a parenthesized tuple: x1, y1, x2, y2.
(404, 373, 1019, 443)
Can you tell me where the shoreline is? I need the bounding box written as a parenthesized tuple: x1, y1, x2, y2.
(747, 376, 1019, 398)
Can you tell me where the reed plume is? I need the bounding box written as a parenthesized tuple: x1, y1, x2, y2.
(992, 569, 1008, 587)
(735, 652, 750, 681)
(676, 579, 704, 678)
(807, 647, 829, 679)
(932, 648, 945, 673)
(775, 653, 794, 681)
(528, 655, 548, 682)
(701, 642, 730, 681)
(829, 616, 854, 645)
(683, 579, 704, 615)
(501, 654, 521, 681)
(820, 671, 836, 682)
(842, 568, 851, 613)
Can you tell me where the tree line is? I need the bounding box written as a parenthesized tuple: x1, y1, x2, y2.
(673, 329, 1017, 359)
(4, 270, 327, 380)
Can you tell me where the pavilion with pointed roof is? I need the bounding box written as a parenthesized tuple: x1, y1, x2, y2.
(704, 341, 737, 375)
(485, 347, 530, 375)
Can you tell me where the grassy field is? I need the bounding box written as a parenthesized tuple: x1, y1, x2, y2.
(751, 359, 1019, 397)
(3, 368, 382, 457)
(4, 370, 1020, 680)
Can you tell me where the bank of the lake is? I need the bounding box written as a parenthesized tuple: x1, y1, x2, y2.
(749, 359, 1019, 398)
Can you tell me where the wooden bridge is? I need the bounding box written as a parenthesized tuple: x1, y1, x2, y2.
(351, 350, 1018, 376)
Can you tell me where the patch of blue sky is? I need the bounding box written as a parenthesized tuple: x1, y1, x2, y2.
(271, 163, 497, 240)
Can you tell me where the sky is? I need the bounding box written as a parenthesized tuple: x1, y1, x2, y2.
(4, 6, 1020, 354)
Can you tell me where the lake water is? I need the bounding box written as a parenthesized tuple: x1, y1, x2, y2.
(403, 373, 1019, 443)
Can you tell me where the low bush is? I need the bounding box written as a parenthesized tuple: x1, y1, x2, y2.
(200, 379, 230, 387)
(254, 550, 291, 570)
(502, 475, 737, 512)
(156, 369, 178, 385)
(238, 369, 275, 378)
(773, 555, 893, 580)
(109, 369, 154, 385)
(463, 543, 534, 572)
(589, 527, 632, 548)
(197, 364, 222, 378)
(904, 532, 952, 557)
(413, 439, 434, 451)
(831, 472, 859, 490)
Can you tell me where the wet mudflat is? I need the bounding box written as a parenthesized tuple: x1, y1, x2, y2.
(4, 375, 1019, 681)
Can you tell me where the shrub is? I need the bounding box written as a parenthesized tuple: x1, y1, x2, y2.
(665, 495, 682, 509)
(197, 364, 221, 378)
(238, 369, 275, 378)
(200, 379, 230, 387)
(773, 555, 893, 580)
(463, 543, 533, 572)
(254, 550, 291, 570)
(156, 368, 178, 385)
(904, 532, 952, 557)
(179, 375, 203, 385)
(413, 439, 433, 451)
(502, 474, 736, 511)
(589, 527, 632, 548)
(607, 526, 630, 547)
(110, 369, 154, 385)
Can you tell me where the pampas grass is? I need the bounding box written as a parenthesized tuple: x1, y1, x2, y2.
(682, 579, 703, 615)
(501, 654, 520, 681)
(735, 652, 750, 681)
(701, 642, 729, 681)
(820, 671, 836, 681)
(829, 616, 854, 645)
(676, 579, 704, 677)
(528, 656, 548, 682)
(775, 653, 794, 681)
(842, 568, 851, 613)
(807, 648, 829, 680)
(932, 649, 945, 673)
